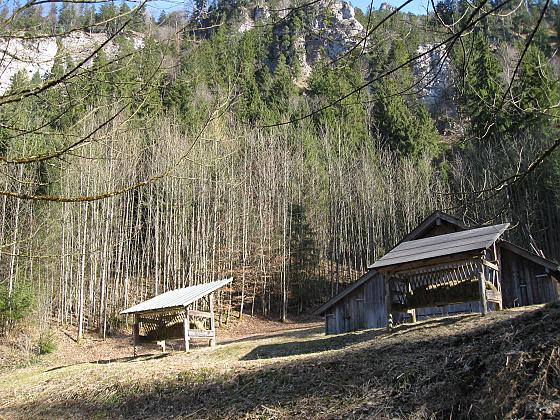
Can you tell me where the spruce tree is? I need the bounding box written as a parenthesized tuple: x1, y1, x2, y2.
(512, 44, 559, 134)
(463, 33, 505, 141)
(372, 42, 441, 160)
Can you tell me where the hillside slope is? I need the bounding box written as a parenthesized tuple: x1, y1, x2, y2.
(1, 304, 559, 419)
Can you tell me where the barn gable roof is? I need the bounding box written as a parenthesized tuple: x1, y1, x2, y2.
(121, 277, 232, 315)
(369, 223, 509, 270)
(398, 211, 467, 243)
(500, 241, 559, 272)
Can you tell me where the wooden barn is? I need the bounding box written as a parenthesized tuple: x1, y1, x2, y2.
(121, 277, 232, 354)
(315, 211, 560, 334)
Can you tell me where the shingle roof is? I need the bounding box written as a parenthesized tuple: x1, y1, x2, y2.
(120, 278, 233, 315)
(369, 223, 509, 270)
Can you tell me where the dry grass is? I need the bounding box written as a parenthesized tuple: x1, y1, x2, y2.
(1, 304, 559, 419)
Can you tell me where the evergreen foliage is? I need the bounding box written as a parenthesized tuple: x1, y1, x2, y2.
(371, 41, 441, 159)
(511, 44, 559, 134)
(462, 32, 505, 141)
(38, 330, 57, 355)
(0, 282, 35, 323)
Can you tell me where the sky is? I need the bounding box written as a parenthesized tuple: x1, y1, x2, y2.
(143, 0, 432, 17)
(1, 0, 431, 18)
(350, 0, 430, 15)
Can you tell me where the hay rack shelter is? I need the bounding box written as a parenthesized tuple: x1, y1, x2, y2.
(121, 278, 232, 354)
(315, 211, 560, 334)
(372, 223, 508, 326)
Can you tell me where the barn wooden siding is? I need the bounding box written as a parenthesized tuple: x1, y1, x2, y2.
(325, 274, 386, 334)
(500, 248, 560, 307)
(415, 301, 498, 319)
(319, 211, 560, 335)
(324, 243, 560, 334)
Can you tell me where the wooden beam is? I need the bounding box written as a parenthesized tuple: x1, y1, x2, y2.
(385, 276, 392, 331)
(183, 308, 190, 352)
(126, 306, 185, 317)
(482, 259, 499, 272)
(406, 278, 416, 323)
(478, 262, 488, 316)
(378, 252, 481, 276)
(485, 289, 502, 303)
(494, 244, 503, 310)
(133, 314, 139, 357)
(189, 329, 215, 338)
(209, 292, 216, 347)
(384, 257, 482, 278)
(409, 308, 417, 323)
(187, 309, 213, 318)
(137, 317, 160, 325)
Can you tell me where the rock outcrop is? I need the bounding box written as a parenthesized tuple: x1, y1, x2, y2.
(413, 43, 457, 131)
(234, 0, 364, 79)
(0, 4, 454, 115)
(305, 0, 364, 62)
(379, 3, 396, 12)
(412, 44, 453, 110)
(0, 32, 143, 94)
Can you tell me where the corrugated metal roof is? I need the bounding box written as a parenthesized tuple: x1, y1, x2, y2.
(120, 277, 233, 315)
(369, 223, 509, 270)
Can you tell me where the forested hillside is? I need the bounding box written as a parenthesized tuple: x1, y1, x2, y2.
(0, 0, 559, 340)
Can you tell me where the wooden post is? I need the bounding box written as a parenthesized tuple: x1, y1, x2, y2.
(407, 279, 416, 323)
(133, 314, 139, 357)
(495, 244, 503, 310)
(184, 308, 190, 352)
(385, 276, 393, 331)
(478, 261, 488, 316)
(209, 293, 216, 347)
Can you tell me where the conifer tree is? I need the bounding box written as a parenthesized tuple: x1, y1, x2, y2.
(372, 42, 440, 160)
(511, 44, 559, 134)
(463, 33, 504, 141)
(270, 54, 296, 113)
(58, 3, 77, 33)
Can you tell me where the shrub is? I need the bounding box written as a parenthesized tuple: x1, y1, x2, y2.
(0, 282, 35, 322)
(38, 331, 56, 355)
(0, 282, 35, 335)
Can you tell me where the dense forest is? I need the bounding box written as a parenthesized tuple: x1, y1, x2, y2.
(0, 0, 559, 340)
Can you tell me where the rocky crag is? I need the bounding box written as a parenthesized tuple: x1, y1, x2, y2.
(1, 1, 451, 111)
(0, 32, 143, 94)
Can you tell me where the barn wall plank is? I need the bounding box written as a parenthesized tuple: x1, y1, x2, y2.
(500, 247, 559, 306)
(323, 244, 559, 335)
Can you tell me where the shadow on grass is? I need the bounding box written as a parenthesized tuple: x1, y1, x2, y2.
(240, 327, 384, 360)
(44, 352, 170, 372)
(240, 314, 475, 360)
(384, 313, 479, 338)
(220, 325, 324, 346)
(7, 304, 558, 419)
